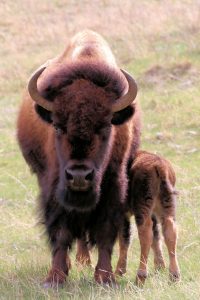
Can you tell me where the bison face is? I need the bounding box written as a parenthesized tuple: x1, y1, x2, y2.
(49, 81, 115, 212)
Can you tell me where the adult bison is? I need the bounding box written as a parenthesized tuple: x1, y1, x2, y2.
(17, 30, 141, 286)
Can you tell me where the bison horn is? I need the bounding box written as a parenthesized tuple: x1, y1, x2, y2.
(111, 69, 137, 112)
(28, 60, 54, 111)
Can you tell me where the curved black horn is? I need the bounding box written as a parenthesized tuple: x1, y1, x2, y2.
(112, 69, 137, 112)
(28, 60, 54, 111)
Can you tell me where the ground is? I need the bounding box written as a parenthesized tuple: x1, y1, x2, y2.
(0, 1, 200, 299)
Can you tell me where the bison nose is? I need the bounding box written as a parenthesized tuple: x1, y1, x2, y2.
(65, 168, 94, 191)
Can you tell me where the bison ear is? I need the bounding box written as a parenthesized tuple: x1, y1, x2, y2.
(111, 105, 134, 125)
(35, 104, 52, 124)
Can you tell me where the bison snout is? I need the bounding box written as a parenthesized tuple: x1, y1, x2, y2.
(65, 168, 94, 191)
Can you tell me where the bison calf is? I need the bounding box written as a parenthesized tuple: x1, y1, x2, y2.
(116, 151, 180, 285)
(130, 150, 180, 285)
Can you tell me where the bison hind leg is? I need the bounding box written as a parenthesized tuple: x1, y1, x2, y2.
(76, 237, 92, 269)
(115, 216, 131, 276)
(151, 214, 166, 271)
(159, 181, 180, 282)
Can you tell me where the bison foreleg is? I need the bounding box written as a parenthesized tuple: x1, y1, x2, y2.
(44, 227, 73, 288)
(135, 214, 153, 286)
(94, 222, 118, 285)
(95, 246, 115, 285)
(44, 248, 70, 288)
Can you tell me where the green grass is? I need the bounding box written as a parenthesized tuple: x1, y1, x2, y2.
(0, 0, 200, 299)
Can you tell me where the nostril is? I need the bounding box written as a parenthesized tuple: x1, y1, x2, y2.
(85, 169, 94, 181)
(65, 170, 73, 181)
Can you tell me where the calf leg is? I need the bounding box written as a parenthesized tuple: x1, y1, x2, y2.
(151, 215, 165, 270)
(76, 236, 91, 267)
(135, 214, 153, 286)
(115, 216, 131, 276)
(162, 216, 180, 282)
(160, 181, 180, 281)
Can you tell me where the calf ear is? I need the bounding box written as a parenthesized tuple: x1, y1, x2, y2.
(111, 105, 134, 125)
(35, 104, 52, 124)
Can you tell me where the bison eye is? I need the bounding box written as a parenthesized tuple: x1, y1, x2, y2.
(53, 124, 66, 135)
(94, 126, 101, 135)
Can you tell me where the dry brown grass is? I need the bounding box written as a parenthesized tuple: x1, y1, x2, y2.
(1, 0, 200, 65)
(1, 0, 200, 102)
(138, 62, 200, 89)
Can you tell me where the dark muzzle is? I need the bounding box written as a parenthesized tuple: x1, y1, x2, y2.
(65, 167, 94, 191)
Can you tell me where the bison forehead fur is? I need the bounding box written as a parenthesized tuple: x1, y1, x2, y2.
(38, 60, 127, 102)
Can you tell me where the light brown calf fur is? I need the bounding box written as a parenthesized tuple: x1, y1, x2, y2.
(117, 150, 180, 285)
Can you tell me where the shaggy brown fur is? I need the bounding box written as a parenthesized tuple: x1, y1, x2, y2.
(116, 150, 180, 285)
(17, 30, 141, 286)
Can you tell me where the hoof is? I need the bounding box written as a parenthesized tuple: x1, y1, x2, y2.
(43, 281, 63, 289)
(169, 270, 181, 283)
(154, 259, 166, 271)
(95, 269, 115, 286)
(43, 280, 64, 289)
(135, 270, 148, 287)
(102, 281, 119, 289)
(43, 269, 67, 289)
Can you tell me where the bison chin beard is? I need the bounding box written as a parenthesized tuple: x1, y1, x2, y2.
(56, 186, 100, 212)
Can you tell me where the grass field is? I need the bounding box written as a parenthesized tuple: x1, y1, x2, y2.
(0, 1, 200, 299)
